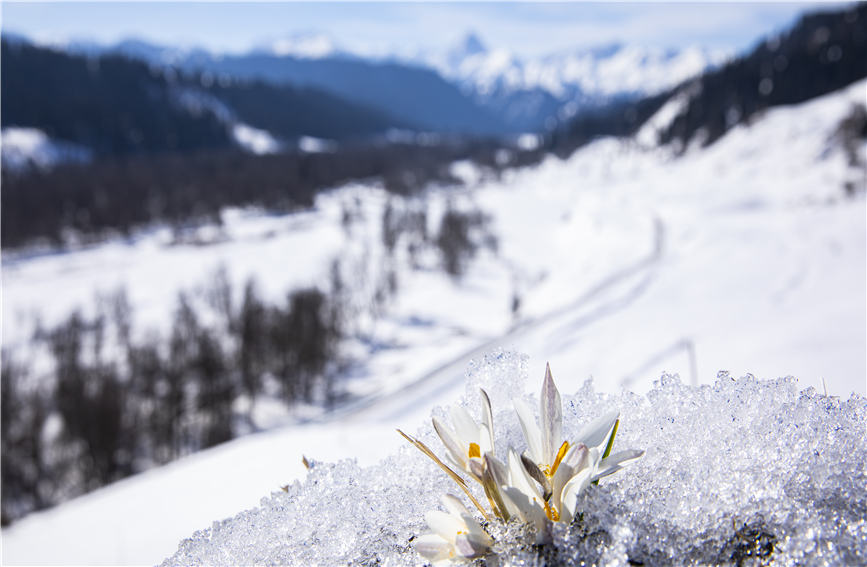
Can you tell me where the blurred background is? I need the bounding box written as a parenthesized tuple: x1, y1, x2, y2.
(1, 2, 865, 563)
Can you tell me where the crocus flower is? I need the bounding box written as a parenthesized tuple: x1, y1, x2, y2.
(401, 361, 645, 561)
(414, 494, 493, 563)
(513, 363, 644, 525)
(432, 389, 495, 483)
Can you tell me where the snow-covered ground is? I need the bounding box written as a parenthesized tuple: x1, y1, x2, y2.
(2, 80, 865, 564)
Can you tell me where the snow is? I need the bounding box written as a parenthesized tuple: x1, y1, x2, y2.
(232, 123, 282, 154)
(264, 32, 340, 59)
(635, 91, 690, 148)
(1, 127, 92, 171)
(2, 80, 865, 564)
(159, 354, 867, 565)
(172, 88, 285, 154)
(297, 135, 336, 153)
(1, 419, 403, 565)
(420, 36, 730, 101)
(515, 133, 541, 151)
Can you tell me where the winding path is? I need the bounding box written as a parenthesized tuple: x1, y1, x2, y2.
(339, 216, 666, 422)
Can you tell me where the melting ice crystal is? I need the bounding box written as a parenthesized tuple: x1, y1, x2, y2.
(162, 352, 866, 565)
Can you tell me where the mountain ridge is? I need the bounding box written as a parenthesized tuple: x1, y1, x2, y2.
(10, 30, 725, 133)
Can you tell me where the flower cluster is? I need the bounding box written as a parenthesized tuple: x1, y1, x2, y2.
(399, 363, 644, 563)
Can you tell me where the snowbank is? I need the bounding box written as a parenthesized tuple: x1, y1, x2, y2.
(162, 352, 866, 565)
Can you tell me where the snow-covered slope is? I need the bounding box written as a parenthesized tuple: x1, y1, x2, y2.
(2, 80, 864, 565)
(28, 31, 726, 132)
(1, 127, 92, 171)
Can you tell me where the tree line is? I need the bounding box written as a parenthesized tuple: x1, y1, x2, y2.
(1, 190, 502, 525)
(2, 139, 543, 249)
(1, 275, 341, 525)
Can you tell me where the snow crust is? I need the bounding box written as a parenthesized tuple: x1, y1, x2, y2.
(162, 351, 867, 566)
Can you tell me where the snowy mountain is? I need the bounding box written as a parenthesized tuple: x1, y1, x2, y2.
(254, 31, 345, 59)
(430, 35, 729, 100)
(384, 32, 730, 130)
(10, 29, 727, 133)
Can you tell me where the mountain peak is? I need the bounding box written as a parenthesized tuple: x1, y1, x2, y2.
(454, 32, 487, 57)
(266, 32, 339, 59)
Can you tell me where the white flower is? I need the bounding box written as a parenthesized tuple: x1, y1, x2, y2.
(499, 448, 551, 542)
(430, 390, 516, 522)
(401, 361, 645, 558)
(414, 494, 493, 563)
(513, 363, 566, 478)
(432, 389, 495, 483)
(512, 363, 644, 525)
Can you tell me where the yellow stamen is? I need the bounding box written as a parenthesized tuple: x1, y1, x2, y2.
(468, 442, 481, 459)
(544, 500, 560, 522)
(549, 440, 570, 478)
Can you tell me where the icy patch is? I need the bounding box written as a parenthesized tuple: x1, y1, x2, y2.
(1, 127, 92, 171)
(162, 353, 866, 566)
(232, 123, 282, 155)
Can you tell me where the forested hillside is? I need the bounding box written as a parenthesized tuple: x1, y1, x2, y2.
(0, 40, 409, 157)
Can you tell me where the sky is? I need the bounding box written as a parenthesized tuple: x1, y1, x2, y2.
(1, 2, 845, 58)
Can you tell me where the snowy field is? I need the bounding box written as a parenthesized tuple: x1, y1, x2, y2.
(2, 80, 865, 565)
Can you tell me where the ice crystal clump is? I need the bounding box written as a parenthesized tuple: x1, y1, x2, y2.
(162, 354, 867, 566)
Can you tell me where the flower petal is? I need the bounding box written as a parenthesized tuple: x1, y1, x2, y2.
(550, 444, 588, 511)
(520, 451, 551, 498)
(425, 510, 464, 544)
(478, 424, 493, 456)
(450, 405, 480, 445)
(561, 442, 589, 471)
(508, 448, 544, 503)
(480, 456, 510, 521)
(484, 453, 509, 487)
(454, 531, 491, 558)
(432, 416, 468, 470)
(514, 398, 544, 464)
(540, 363, 562, 465)
(501, 486, 549, 543)
(457, 513, 492, 542)
(501, 486, 545, 524)
(593, 449, 645, 481)
(468, 458, 485, 481)
(441, 494, 471, 518)
(479, 388, 495, 455)
(576, 409, 620, 451)
(413, 533, 452, 562)
(560, 467, 593, 522)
